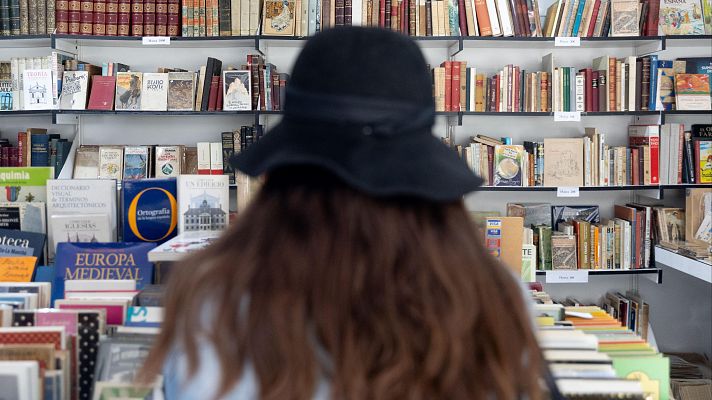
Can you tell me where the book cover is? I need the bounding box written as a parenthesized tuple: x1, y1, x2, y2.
(72, 145, 100, 178)
(695, 139, 711, 183)
(612, 355, 670, 400)
(122, 146, 149, 180)
(0, 327, 65, 350)
(87, 75, 116, 110)
(55, 298, 129, 325)
(98, 146, 124, 180)
(543, 138, 584, 187)
(0, 228, 45, 258)
(49, 214, 112, 254)
(675, 73, 711, 110)
(658, 0, 705, 34)
(154, 146, 181, 177)
(114, 71, 142, 111)
(122, 178, 178, 245)
(485, 217, 524, 275)
(54, 242, 156, 295)
(0, 201, 46, 233)
(521, 243, 536, 282)
(493, 145, 525, 186)
(0, 167, 53, 203)
(222, 70, 251, 111)
(506, 202, 551, 227)
(140, 72, 168, 111)
(148, 230, 220, 262)
(177, 175, 229, 233)
(59, 71, 89, 110)
(551, 233, 577, 269)
(552, 205, 600, 230)
(263, 0, 296, 35)
(22, 69, 53, 110)
(167, 71, 195, 111)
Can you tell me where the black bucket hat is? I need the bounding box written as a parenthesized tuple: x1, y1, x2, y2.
(230, 26, 483, 201)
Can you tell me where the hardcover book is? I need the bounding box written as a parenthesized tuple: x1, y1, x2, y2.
(98, 146, 124, 180)
(87, 75, 116, 110)
(22, 69, 53, 110)
(543, 138, 584, 187)
(55, 298, 130, 325)
(610, 0, 638, 36)
(262, 0, 296, 35)
(0, 167, 53, 203)
(222, 70, 251, 111)
(72, 145, 100, 178)
(122, 178, 178, 245)
(54, 242, 157, 296)
(0, 228, 45, 258)
(177, 174, 229, 233)
(167, 71, 195, 111)
(552, 205, 600, 230)
(658, 0, 705, 35)
(154, 146, 181, 177)
(49, 214, 112, 254)
(675, 73, 711, 110)
(695, 139, 712, 183)
(507, 202, 552, 227)
(485, 217, 524, 275)
(140, 72, 168, 111)
(123, 146, 149, 180)
(551, 233, 577, 269)
(493, 145, 525, 186)
(59, 71, 89, 110)
(114, 71, 142, 111)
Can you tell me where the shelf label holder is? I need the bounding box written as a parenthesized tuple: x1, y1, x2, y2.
(557, 186, 580, 197)
(554, 111, 581, 122)
(555, 37, 580, 47)
(546, 270, 589, 283)
(142, 36, 171, 45)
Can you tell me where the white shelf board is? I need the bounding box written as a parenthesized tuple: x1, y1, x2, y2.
(654, 246, 712, 284)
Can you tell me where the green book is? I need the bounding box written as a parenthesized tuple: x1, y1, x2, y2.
(612, 354, 670, 400)
(534, 224, 552, 270)
(563, 68, 570, 112)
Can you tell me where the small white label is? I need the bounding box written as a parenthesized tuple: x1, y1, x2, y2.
(546, 270, 589, 283)
(557, 186, 580, 197)
(555, 36, 581, 47)
(142, 36, 171, 45)
(554, 111, 581, 122)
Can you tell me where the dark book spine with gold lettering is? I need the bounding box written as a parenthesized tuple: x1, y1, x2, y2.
(79, 0, 93, 34)
(46, 0, 55, 32)
(68, 0, 80, 33)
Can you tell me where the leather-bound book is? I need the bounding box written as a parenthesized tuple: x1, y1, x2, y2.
(37, 0, 46, 33)
(218, 0, 229, 34)
(216, 75, 223, 110)
(167, 0, 178, 35)
(117, 0, 130, 34)
(106, 0, 118, 34)
(46, 0, 56, 32)
(93, 0, 106, 34)
(207, 75, 219, 111)
(79, 0, 93, 34)
(131, 0, 143, 35)
(345, 0, 352, 25)
(335, 0, 343, 25)
(9, 0, 20, 35)
(155, 0, 167, 34)
(68, 0, 80, 34)
(200, 57, 222, 111)
(19, 0, 28, 34)
(55, 0, 69, 33)
(143, 0, 155, 34)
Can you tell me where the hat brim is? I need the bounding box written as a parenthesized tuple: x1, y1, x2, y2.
(229, 120, 483, 202)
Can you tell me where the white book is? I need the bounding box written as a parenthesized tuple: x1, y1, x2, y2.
(469, 67, 476, 111)
(485, 0, 502, 36)
(22, 69, 54, 110)
(177, 175, 229, 233)
(65, 279, 137, 292)
(17, 58, 26, 110)
(495, 0, 515, 36)
(352, 0, 362, 24)
(148, 230, 222, 262)
(0, 361, 40, 400)
(154, 146, 182, 177)
(625, 57, 637, 111)
(222, 70, 252, 111)
(59, 71, 89, 110)
(659, 124, 670, 185)
(10, 58, 19, 110)
(73, 145, 100, 179)
(0, 292, 38, 309)
(49, 214, 112, 255)
(209, 142, 223, 174)
(98, 146, 124, 180)
(575, 73, 585, 111)
(46, 179, 118, 260)
(140, 73, 169, 111)
(197, 142, 211, 174)
(0, 282, 52, 308)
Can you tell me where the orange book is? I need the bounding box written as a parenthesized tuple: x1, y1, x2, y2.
(452, 61, 461, 112)
(475, 73, 485, 111)
(440, 61, 452, 112)
(608, 57, 616, 112)
(473, 0, 492, 36)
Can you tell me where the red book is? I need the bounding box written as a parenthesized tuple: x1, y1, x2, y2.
(80, 0, 93, 35)
(494, 75, 500, 112)
(587, 0, 601, 37)
(207, 75, 219, 111)
(583, 68, 592, 111)
(167, 0, 179, 35)
(628, 125, 660, 185)
(487, 146, 494, 184)
(457, 0, 467, 35)
(440, 61, 452, 111)
(0, 329, 64, 350)
(216, 76, 223, 110)
(106, 0, 118, 35)
(93, 0, 107, 35)
(390, 0, 397, 29)
(69, 0, 81, 34)
(131, 0, 144, 36)
(517, 0, 530, 36)
(271, 73, 279, 110)
(56, 0, 70, 33)
(155, 0, 167, 35)
(118, 0, 131, 35)
(513, 66, 520, 112)
(452, 61, 461, 112)
(592, 71, 599, 112)
(17, 132, 26, 167)
(506, 65, 513, 112)
(646, 0, 659, 35)
(87, 76, 116, 110)
(143, 0, 155, 35)
(379, 0, 386, 27)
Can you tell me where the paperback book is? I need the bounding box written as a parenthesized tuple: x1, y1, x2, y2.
(59, 71, 90, 110)
(122, 179, 178, 245)
(222, 70, 252, 111)
(115, 72, 143, 111)
(140, 73, 168, 111)
(177, 175, 229, 233)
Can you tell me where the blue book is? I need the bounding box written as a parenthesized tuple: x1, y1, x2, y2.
(571, 0, 587, 36)
(648, 54, 659, 111)
(30, 133, 49, 167)
(54, 242, 157, 297)
(122, 179, 178, 245)
(0, 228, 45, 260)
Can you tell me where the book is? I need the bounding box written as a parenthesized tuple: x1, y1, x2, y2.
(167, 71, 195, 111)
(0, 228, 45, 258)
(49, 214, 112, 254)
(22, 69, 53, 110)
(0, 167, 53, 203)
(147, 230, 220, 262)
(122, 178, 178, 245)
(658, 0, 705, 35)
(72, 145, 100, 178)
(176, 174, 229, 233)
(543, 138, 584, 187)
(154, 145, 181, 177)
(87, 75, 116, 110)
(0, 201, 46, 234)
(59, 70, 89, 110)
(493, 145, 525, 186)
(609, 0, 638, 36)
(521, 243, 536, 282)
(675, 73, 711, 110)
(628, 125, 660, 184)
(551, 233, 577, 269)
(122, 146, 149, 180)
(612, 355, 670, 400)
(695, 139, 711, 183)
(507, 202, 552, 227)
(222, 70, 252, 111)
(98, 146, 124, 180)
(0, 361, 40, 399)
(552, 205, 600, 230)
(263, 0, 296, 34)
(485, 216, 524, 275)
(114, 71, 142, 111)
(140, 72, 168, 111)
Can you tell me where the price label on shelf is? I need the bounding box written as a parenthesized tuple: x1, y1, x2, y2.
(557, 186, 580, 197)
(555, 37, 581, 47)
(554, 111, 581, 122)
(546, 270, 589, 283)
(142, 36, 171, 45)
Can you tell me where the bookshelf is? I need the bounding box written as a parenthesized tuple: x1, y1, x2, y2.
(654, 246, 712, 284)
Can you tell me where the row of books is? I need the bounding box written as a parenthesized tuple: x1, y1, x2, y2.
(432, 55, 712, 112)
(452, 123, 711, 188)
(0, 128, 73, 177)
(54, 0, 182, 35)
(0, 55, 69, 112)
(0, 0, 55, 35)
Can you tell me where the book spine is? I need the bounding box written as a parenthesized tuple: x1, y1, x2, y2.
(47, 0, 56, 32)
(193, 0, 200, 35)
(452, 61, 461, 111)
(345, 0, 352, 24)
(30, 135, 49, 167)
(591, 70, 598, 112)
(472, 0, 490, 35)
(117, 0, 130, 34)
(17, 132, 26, 166)
(335, 0, 344, 24)
(18, 0, 27, 33)
(131, 0, 143, 35)
(676, 126, 683, 184)
(221, 132, 235, 184)
(93, 0, 107, 34)
(9, 0, 19, 34)
(443, 61, 452, 111)
(607, 57, 615, 111)
(207, 75, 219, 111)
(156, 0, 167, 34)
(143, 0, 155, 35)
(647, 55, 657, 111)
(37, 0, 45, 32)
(80, 0, 93, 34)
(28, 0, 39, 33)
(217, 0, 229, 34)
(211, 0, 217, 34)
(645, 0, 658, 35)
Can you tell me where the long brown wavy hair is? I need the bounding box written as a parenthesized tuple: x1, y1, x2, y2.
(142, 166, 545, 400)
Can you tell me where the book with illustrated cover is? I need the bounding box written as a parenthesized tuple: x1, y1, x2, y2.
(0, 361, 40, 400)
(140, 72, 168, 111)
(0, 201, 45, 234)
(659, 0, 705, 35)
(222, 70, 251, 111)
(123, 146, 149, 180)
(148, 230, 221, 262)
(154, 145, 182, 177)
(551, 233, 577, 270)
(72, 145, 100, 179)
(59, 70, 89, 110)
(612, 355, 670, 400)
(521, 243, 536, 282)
(543, 138, 584, 187)
(675, 73, 711, 110)
(695, 139, 712, 183)
(0, 167, 53, 203)
(22, 69, 53, 110)
(177, 175, 229, 233)
(493, 145, 525, 186)
(98, 146, 124, 180)
(262, 0, 296, 35)
(167, 71, 195, 111)
(114, 72, 142, 111)
(552, 205, 600, 230)
(122, 178, 178, 245)
(49, 214, 112, 253)
(610, 0, 639, 36)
